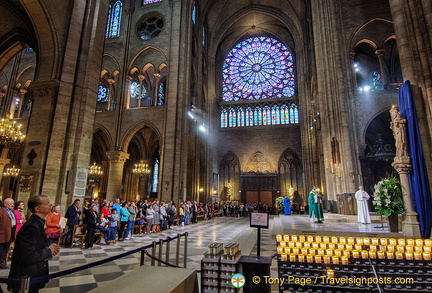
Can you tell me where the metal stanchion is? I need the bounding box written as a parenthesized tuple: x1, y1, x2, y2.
(140, 249, 145, 266)
(176, 234, 180, 266)
(158, 239, 163, 266)
(19, 276, 30, 293)
(165, 237, 171, 267)
(151, 241, 157, 266)
(183, 232, 188, 268)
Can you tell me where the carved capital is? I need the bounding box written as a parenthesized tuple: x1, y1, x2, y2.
(106, 151, 130, 163)
(138, 75, 145, 81)
(375, 49, 385, 57)
(29, 80, 59, 98)
(0, 157, 10, 166)
(392, 156, 412, 174)
(107, 78, 115, 85)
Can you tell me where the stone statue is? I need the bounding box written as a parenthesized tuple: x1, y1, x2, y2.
(220, 183, 232, 202)
(390, 105, 408, 158)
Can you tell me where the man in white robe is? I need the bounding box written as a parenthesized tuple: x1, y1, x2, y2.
(355, 185, 371, 224)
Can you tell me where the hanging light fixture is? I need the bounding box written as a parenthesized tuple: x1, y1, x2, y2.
(0, 114, 26, 148)
(88, 162, 103, 179)
(132, 160, 151, 176)
(3, 165, 20, 177)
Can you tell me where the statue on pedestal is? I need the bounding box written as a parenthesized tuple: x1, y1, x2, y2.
(390, 105, 408, 158)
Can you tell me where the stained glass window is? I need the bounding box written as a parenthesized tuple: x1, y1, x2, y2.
(237, 108, 245, 127)
(192, 3, 197, 25)
(289, 104, 299, 124)
(157, 81, 166, 105)
(106, 1, 122, 38)
(280, 104, 289, 124)
(372, 71, 381, 90)
(221, 109, 228, 128)
(152, 158, 159, 193)
(228, 107, 236, 127)
(26, 47, 34, 53)
(254, 107, 262, 126)
(271, 105, 280, 125)
(143, 0, 163, 4)
(222, 36, 295, 102)
(263, 106, 271, 125)
(97, 85, 109, 102)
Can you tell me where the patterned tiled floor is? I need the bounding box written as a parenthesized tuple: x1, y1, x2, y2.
(0, 213, 395, 292)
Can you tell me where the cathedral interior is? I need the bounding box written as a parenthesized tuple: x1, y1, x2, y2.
(0, 0, 431, 236)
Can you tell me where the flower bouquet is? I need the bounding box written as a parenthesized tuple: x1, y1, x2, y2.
(372, 176, 405, 216)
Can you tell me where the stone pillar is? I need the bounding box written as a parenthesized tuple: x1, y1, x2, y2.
(106, 150, 129, 201)
(0, 157, 10, 199)
(375, 49, 388, 89)
(107, 78, 115, 111)
(392, 157, 421, 238)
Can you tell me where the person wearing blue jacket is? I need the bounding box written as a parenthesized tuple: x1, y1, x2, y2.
(118, 202, 130, 241)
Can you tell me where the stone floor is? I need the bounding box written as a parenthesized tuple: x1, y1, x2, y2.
(0, 213, 397, 292)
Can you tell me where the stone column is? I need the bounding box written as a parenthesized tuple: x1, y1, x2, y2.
(0, 157, 10, 199)
(107, 78, 115, 111)
(375, 49, 388, 89)
(153, 73, 161, 106)
(392, 157, 421, 238)
(106, 150, 129, 201)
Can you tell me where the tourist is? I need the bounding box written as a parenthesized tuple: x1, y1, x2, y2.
(46, 204, 62, 245)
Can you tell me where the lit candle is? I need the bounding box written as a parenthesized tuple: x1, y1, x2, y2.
(415, 239, 423, 247)
(379, 245, 387, 251)
(293, 248, 300, 255)
(323, 256, 331, 264)
(389, 238, 397, 246)
(315, 255, 322, 263)
(309, 249, 316, 256)
(422, 252, 431, 260)
(296, 242, 302, 248)
(331, 237, 338, 244)
(347, 237, 355, 245)
(372, 238, 379, 245)
(320, 243, 327, 249)
(345, 244, 353, 251)
(312, 243, 319, 249)
(277, 247, 283, 254)
(397, 245, 405, 252)
(332, 256, 339, 264)
(398, 239, 406, 246)
(284, 235, 290, 242)
(414, 252, 422, 260)
(369, 245, 377, 251)
(327, 269, 335, 278)
(298, 254, 305, 262)
(415, 246, 423, 252)
(284, 248, 290, 254)
(387, 246, 395, 252)
(363, 238, 370, 245)
(343, 250, 351, 257)
(355, 245, 363, 251)
(386, 252, 394, 259)
(329, 243, 335, 250)
(303, 242, 311, 249)
(377, 251, 385, 259)
(307, 236, 314, 243)
(317, 249, 325, 256)
(425, 239, 432, 247)
(405, 252, 413, 260)
(289, 254, 296, 262)
(281, 254, 288, 261)
(299, 235, 305, 243)
(337, 244, 345, 250)
(291, 235, 298, 242)
(276, 234, 283, 242)
(323, 236, 330, 244)
(369, 251, 377, 258)
(424, 246, 431, 253)
(334, 250, 342, 257)
(326, 250, 334, 256)
(361, 250, 369, 259)
(341, 256, 349, 265)
(395, 252, 404, 260)
(289, 241, 295, 248)
(302, 248, 308, 255)
(316, 236, 322, 243)
(307, 254, 314, 263)
(405, 246, 414, 252)
(280, 241, 286, 248)
(352, 250, 360, 258)
(407, 239, 414, 246)
(380, 238, 388, 246)
(339, 237, 346, 244)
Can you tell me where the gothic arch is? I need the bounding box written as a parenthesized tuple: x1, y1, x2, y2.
(219, 151, 241, 201)
(120, 120, 162, 153)
(278, 148, 303, 199)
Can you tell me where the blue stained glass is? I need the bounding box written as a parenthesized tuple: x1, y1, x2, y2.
(289, 104, 299, 124)
(143, 0, 163, 4)
(237, 108, 245, 127)
(245, 107, 253, 126)
(271, 105, 280, 125)
(280, 104, 289, 124)
(157, 81, 166, 105)
(222, 36, 295, 101)
(202, 27, 206, 46)
(97, 85, 109, 102)
(221, 109, 228, 128)
(130, 82, 140, 98)
(254, 107, 262, 126)
(152, 158, 159, 193)
(106, 1, 122, 38)
(263, 106, 271, 125)
(228, 107, 236, 127)
(26, 47, 34, 52)
(192, 3, 197, 24)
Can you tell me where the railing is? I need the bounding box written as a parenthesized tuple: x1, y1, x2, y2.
(0, 232, 188, 293)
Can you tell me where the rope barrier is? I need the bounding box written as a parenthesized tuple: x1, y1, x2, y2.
(142, 250, 183, 268)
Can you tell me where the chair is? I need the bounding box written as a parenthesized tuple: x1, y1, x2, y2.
(173, 213, 180, 226)
(197, 211, 205, 222)
(134, 218, 146, 235)
(68, 224, 86, 248)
